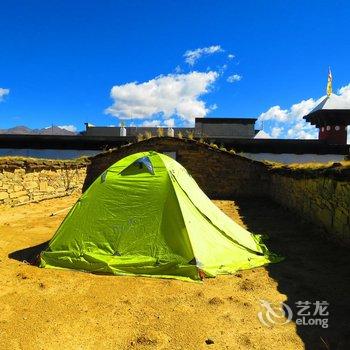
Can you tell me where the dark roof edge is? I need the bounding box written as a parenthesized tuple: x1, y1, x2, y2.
(0, 134, 348, 155)
(195, 117, 257, 124)
(304, 109, 350, 121)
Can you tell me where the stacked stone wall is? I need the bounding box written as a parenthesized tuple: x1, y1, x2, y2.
(84, 137, 350, 245)
(1, 138, 349, 246)
(0, 159, 88, 206)
(269, 172, 350, 245)
(83, 137, 270, 198)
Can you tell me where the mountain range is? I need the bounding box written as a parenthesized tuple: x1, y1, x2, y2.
(0, 126, 77, 135)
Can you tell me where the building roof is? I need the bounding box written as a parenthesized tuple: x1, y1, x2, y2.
(195, 117, 257, 124)
(303, 94, 350, 126)
(311, 94, 350, 113)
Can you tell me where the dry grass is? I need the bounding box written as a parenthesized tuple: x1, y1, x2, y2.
(156, 128, 164, 137)
(266, 160, 350, 171)
(144, 131, 152, 139)
(186, 130, 194, 140)
(0, 156, 89, 165)
(265, 160, 350, 178)
(136, 133, 144, 142)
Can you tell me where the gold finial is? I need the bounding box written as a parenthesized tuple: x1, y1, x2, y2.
(327, 67, 332, 97)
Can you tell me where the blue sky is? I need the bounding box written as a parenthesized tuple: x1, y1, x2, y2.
(1, 0, 350, 138)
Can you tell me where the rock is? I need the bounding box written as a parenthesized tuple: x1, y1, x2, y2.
(10, 190, 27, 199)
(136, 335, 157, 345)
(24, 181, 38, 189)
(208, 297, 224, 305)
(0, 192, 9, 200)
(47, 186, 55, 192)
(13, 184, 24, 192)
(17, 195, 29, 203)
(39, 181, 48, 191)
(205, 338, 214, 345)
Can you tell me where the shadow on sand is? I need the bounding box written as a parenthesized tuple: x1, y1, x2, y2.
(9, 241, 49, 265)
(235, 197, 350, 350)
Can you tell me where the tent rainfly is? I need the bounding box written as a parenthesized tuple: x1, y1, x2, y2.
(40, 151, 281, 281)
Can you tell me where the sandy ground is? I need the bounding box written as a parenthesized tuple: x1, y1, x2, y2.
(0, 195, 349, 350)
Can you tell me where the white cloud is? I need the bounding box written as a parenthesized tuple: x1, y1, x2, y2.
(227, 54, 235, 60)
(271, 127, 283, 138)
(174, 65, 182, 73)
(105, 71, 219, 124)
(336, 84, 350, 106)
(287, 123, 317, 140)
(164, 118, 175, 127)
(259, 105, 289, 122)
(227, 74, 242, 83)
(219, 64, 228, 74)
(184, 45, 223, 66)
(258, 102, 318, 140)
(257, 83, 350, 140)
(58, 125, 77, 132)
(0, 88, 10, 101)
(142, 120, 161, 127)
(286, 126, 317, 140)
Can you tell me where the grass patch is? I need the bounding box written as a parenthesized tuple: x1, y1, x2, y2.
(0, 156, 90, 165)
(266, 160, 350, 171)
(265, 159, 350, 180)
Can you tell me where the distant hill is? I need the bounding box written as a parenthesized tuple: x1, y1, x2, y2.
(0, 125, 77, 135)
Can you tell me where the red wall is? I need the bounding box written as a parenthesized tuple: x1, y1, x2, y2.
(319, 125, 348, 144)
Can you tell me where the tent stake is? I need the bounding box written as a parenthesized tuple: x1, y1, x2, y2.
(50, 206, 72, 217)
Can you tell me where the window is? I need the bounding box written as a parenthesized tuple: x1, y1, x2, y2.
(321, 127, 324, 132)
(121, 156, 154, 175)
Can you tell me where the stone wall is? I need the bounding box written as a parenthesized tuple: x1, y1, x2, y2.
(83, 137, 270, 198)
(84, 137, 350, 245)
(0, 158, 88, 206)
(1, 138, 349, 246)
(268, 168, 350, 245)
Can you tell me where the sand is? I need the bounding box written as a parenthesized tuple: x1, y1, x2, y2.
(0, 195, 349, 349)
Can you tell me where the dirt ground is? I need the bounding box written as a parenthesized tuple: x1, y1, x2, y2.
(0, 195, 349, 350)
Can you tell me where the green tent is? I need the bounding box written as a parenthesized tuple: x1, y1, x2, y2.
(40, 151, 280, 281)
